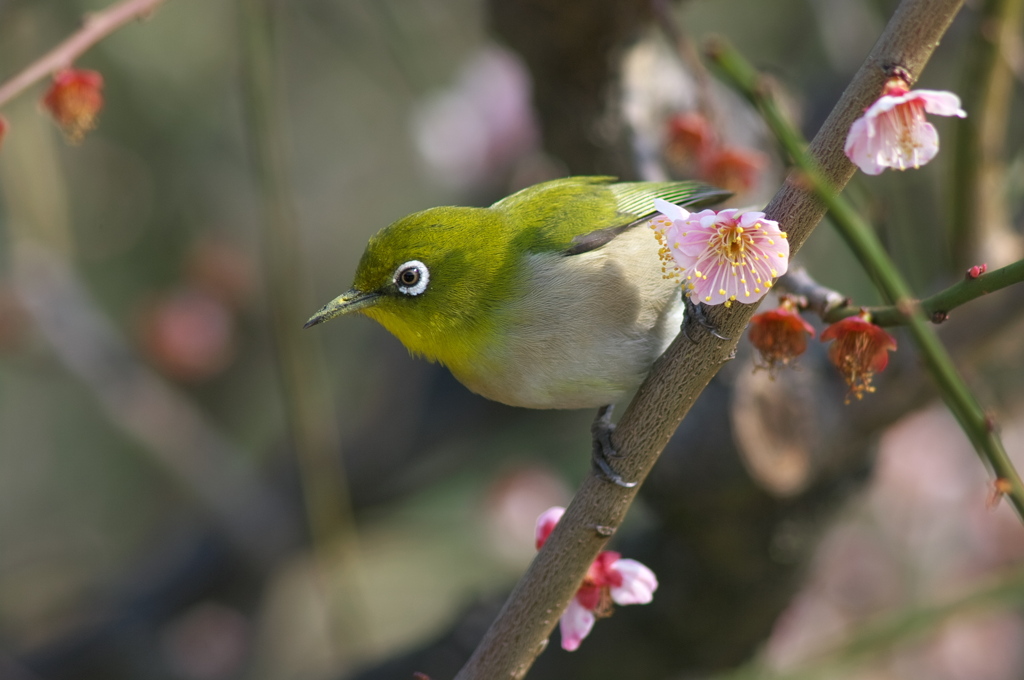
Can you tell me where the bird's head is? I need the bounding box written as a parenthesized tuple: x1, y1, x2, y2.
(304, 206, 515, 364)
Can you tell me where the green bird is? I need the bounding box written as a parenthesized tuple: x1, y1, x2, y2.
(305, 177, 727, 481)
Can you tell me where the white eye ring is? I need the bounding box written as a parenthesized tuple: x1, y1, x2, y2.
(394, 260, 429, 296)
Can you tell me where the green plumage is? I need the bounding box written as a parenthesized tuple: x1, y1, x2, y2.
(492, 176, 724, 252)
(306, 176, 727, 409)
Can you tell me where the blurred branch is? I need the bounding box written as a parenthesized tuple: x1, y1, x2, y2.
(777, 267, 849, 317)
(11, 243, 296, 563)
(651, 0, 717, 123)
(237, 0, 370, 655)
(455, 1, 965, 678)
(949, 0, 1024, 268)
(0, 0, 168, 109)
(709, 38, 1024, 520)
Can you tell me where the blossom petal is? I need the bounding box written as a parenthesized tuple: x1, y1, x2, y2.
(609, 558, 658, 605)
(904, 120, 939, 168)
(863, 94, 906, 117)
(914, 90, 967, 118)
(653, 198, 689, 222)
(671, 223, 718, 260)
(535, 506, 565, 550)
(845, 116, 886, 174)
(559, 598, 596, 651)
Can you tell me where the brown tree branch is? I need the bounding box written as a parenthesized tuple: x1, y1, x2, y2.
(454, 0, 965, 678)
(0, 0, 168, 109)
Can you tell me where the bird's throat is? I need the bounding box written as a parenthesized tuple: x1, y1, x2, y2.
(361, 304, 493, 373)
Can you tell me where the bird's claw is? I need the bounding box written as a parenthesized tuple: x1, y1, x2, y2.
(683, 295, 730, 342)
(591, 405, 636, 488)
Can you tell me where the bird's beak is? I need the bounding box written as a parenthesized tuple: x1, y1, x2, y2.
(303, 288, 380, 329)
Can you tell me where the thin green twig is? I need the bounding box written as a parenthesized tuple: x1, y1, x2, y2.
(707, 38, 1024, 521)
(825, 259, 1024, 325)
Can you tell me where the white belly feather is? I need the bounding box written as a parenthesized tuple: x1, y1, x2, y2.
(451, 227, 683, 409)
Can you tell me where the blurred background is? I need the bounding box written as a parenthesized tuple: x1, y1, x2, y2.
(1, 0, 1023, 679)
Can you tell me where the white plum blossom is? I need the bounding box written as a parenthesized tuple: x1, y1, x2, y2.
(844, 79, 966, 175)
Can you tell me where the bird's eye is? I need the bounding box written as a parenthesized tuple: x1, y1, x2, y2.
(399, 268, 419, 286)
(394, 260, 429, 296)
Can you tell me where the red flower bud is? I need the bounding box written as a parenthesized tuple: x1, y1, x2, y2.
(966, 263, 987, 279)
(666, 112, 715, 165)
(820, 312, 897, 402)
(41, 68, 104, 143)
(0, 116, 8, 150)
(748, 298, 815, 376)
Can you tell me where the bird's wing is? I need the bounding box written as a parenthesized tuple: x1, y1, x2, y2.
(611, 181, 730, 216)
(564, 180, 731, 256)
(492, 177, 729, 256)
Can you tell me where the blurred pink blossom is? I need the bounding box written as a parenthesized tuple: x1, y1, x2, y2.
(412, 47, 538, 190)
(534, 507, 658, 651)
(138, 289, 236, 382)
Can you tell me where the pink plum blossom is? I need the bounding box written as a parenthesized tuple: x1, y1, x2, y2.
(844, 78, 966, 175)
(651, 199, 789, 307)
(534, 507, 658, 651)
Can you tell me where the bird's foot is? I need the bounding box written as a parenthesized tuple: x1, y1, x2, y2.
(591, 405, 636, 488)
(683, 294, 730, 342)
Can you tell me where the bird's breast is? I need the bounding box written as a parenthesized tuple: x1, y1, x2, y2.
(448, 226, 683, 409)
